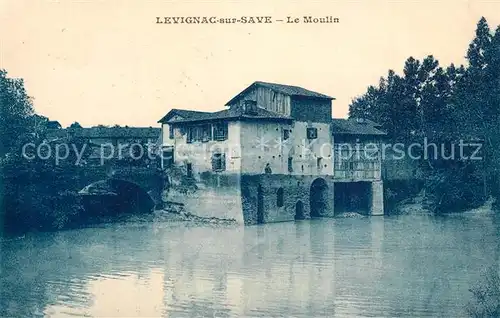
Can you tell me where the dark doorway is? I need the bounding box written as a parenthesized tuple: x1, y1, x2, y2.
(310, 178, 329, 217)
(334, 182, 371, 215)
(295, 200, 305, 220)
(257, 184, 264, 224)
(186, 163, 193, 178)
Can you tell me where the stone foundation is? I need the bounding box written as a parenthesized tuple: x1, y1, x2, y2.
(165, 170, 383, 224)
(165, 172, 244, 223)
(241, 174, 335, 225)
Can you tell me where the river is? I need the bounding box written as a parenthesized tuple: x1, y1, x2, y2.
(1, 213, 499, 317)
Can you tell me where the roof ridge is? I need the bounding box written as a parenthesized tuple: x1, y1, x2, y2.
(256, 80, 308, 89)
(172, 108, 211, 113)
(225, 81, 333, 105)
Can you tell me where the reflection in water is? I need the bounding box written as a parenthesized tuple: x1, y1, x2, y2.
(0, 214, 499, 317)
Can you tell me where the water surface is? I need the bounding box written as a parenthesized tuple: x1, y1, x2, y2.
(1, 213, 499, 317)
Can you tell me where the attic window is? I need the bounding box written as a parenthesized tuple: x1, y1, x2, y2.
(244, 100, 258, 115)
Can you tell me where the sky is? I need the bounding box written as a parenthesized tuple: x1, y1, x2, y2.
(1, 0, 500, 128)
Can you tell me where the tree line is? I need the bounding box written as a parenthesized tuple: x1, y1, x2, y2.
(0, 69, 134, 235)
(349, 17, 500, 212)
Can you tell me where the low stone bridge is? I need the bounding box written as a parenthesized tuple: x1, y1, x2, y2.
(73, 165, 165, 214)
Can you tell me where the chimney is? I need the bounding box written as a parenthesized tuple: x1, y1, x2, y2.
(243, 100, 258, 115)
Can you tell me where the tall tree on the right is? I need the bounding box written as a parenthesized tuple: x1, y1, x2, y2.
(454, 17, 500, 199)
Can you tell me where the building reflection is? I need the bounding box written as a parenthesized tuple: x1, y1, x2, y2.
(5, 214, 500, 317)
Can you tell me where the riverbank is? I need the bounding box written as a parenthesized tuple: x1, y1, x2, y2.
(392, 191, 497, 216)
(96, 207, 239, 228)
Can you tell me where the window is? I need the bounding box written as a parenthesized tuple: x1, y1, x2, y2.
(288, 157, 293, 172)
(306, 127, 318, 139)
(317, 157, 322, 169)
(169, 125, 174, 139)
(212, 152, 226, 171)
(186, 163, 193, 178)
(201, 124, 212, 142)
(162, 148, 174, 169)
(283, 129, 290, 140)
(193, 126, 202, 142)
(365, 170, 375, 178)
(277, 188, 284, 207)
(213, 122, 228, 141)
(187, 126, 204, 143)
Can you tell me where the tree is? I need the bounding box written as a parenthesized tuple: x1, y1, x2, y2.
(44, 120, 61, 130)
(467, 17, 492, 70)
(348, 18, 500, 211)
(0, 69, 34, 156)
(69, 122, 83, 129)
(453, 19, 500, 198)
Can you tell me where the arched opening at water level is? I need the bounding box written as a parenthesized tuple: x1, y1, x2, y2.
(295, 200, 305, 220)
(310, 178, 329, 217)
(80, 179, 155, 216)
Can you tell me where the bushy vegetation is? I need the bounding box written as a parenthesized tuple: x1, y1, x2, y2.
(383, 179, 424, 214)
(0, 69, 88, 236)
(350, 17, 500, 213)
(1, 153, 86, 236)
(467, 266, 500, 317)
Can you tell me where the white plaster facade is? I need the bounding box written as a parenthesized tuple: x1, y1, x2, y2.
(157, 81, 386, 224)
(161, 120, 334, 177)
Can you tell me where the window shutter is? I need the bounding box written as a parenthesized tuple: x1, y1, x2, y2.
(211, 154, 217, 171)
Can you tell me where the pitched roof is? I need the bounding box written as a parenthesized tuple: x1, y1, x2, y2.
(157, 108, 210, 123)
(360, 118, 383, 128)
(44, 129, 68, 139)
(50, 127, 161, 139)
(159, 106, 292, 124)
(225, 81, 334, 106)
(331, 118, 387, 136)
